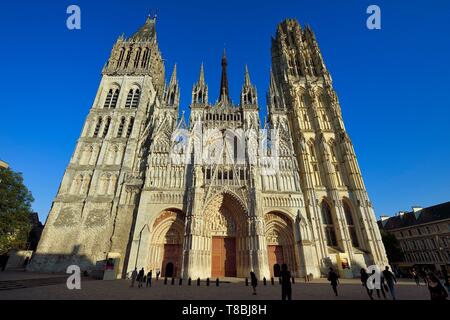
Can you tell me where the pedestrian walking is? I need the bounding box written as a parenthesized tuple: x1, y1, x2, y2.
(138, 267, 145, 288)
(372, 269, 387, 299)
(360, 268, 373, 300)
(411, 268, 420, 286)
(156, 271, 160, 281)
(280, 264, 292, 300)
(130, 268, 138, 288)
(426, 273, 448, 300)
(147, 270, 152, 287)
(250, 271, 258, 295)
(327, 267, 339, 297)
(382, 266, 397, 300)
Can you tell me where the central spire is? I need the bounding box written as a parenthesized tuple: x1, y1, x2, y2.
(219, 49, 230, 103)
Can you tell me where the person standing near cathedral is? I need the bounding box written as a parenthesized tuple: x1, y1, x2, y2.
(327, 267, 339, 297)
(280, 264, 292, 300)
(130, 268, 138, 288)
(382, 266, 397, 300)
(360, 268, 373, 300)
(250, 271, 258, 295)
(426, 273, 448, 300)
(137, 268, 145, 288)
(411, 268, 420, 286)
(146, 270, 152, 287)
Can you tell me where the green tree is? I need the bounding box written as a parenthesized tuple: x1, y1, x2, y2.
(381, 230, 404, 263)
(0, 167, 33, 254)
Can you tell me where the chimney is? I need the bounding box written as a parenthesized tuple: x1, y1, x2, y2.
(380, 215, 389, 227)
(397, 211, 406, 218)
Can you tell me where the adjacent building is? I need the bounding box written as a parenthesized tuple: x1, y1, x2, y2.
(30, 17, 388, 279)
(379, 202, 450, 274)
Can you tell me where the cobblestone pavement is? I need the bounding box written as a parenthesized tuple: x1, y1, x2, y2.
(0, 272, 433, 300)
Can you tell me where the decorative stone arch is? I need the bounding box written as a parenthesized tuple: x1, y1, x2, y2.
(202, 192, 249, 278)
(264, 211, 298, 277)
(320, 197, 340, 249)
(147, 208, 185, 278)
(342, 197, 360, 248)
(204, 189, 248, 217)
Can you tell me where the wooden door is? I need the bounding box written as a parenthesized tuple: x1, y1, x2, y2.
(268, 245, 284, 277)
(161, 244, 181, 277)
(212, 237, 236, 277)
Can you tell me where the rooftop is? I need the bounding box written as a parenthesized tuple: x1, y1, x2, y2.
(379, 201, 450, 230)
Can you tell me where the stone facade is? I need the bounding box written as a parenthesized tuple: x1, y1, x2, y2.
(30, 17, 388, 279)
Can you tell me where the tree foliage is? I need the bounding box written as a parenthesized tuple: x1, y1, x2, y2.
(381, 230, 404, 263)
(0, 167, 33, 254)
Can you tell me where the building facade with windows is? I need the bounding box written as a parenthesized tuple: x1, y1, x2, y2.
(30, 17, 388, 279)
(379, 202, 450, 274)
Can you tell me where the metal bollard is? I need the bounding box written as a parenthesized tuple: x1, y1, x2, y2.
(263, 277, 267, 286)
(271, 277, 275, 285)
(197, 278, 201, 286)
(171, 277, 175, 285)
(164, 277, 168, 285)
(216, 278, 220, 287)
(206, 278, 210, 286)
(179, 278, 183, 285)
(188, 277, 191, 286)
(245, 278, 249, 286)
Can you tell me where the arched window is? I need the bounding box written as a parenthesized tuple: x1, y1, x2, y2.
(117, 47, 125, 67)
(110, 89, 119, 108)
(117, 117, 125, 138)
(104, 90, 113, 108)
(134, 48, 142, 68)
(125, 89, 140, 108)
(126, 117, 135, 138)
(321, 201, 337, 247)
(344, 202, 359, 247)
(102, 117, 111, 138)
(124, 49, 132, 68)
(141, 48, 150, 68)
(131, 89, 140, 108)
(104, 89, 119, 108)
(125, 89, 134, 108)
(93, 117, 102, 137)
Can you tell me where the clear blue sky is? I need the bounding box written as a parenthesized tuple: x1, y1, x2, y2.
(0, 1, 449, 223)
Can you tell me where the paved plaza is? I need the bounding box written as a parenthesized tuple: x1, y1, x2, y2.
(0, 271, 433, 300)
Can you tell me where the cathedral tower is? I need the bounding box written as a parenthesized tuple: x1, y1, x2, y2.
(30, 17, 166, 277)
(270, 19, 388, 275)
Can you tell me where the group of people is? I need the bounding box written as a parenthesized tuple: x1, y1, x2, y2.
(130, 265, 449, 300)
(358, 266, 397, 300)
(130, 267, 161, 288)
(358, 266, 448, 300)
(250, 264, 293, 300)
(410, 267, 449, 300)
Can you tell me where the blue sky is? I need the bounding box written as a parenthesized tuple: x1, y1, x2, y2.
(0, 1, 449, 223)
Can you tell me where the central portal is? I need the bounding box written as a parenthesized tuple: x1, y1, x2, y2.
(203, 192, 248, 278)
(211, 237, 237, 277)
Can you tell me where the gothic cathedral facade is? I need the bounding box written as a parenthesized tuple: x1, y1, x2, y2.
(30, 17, 388, 279)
